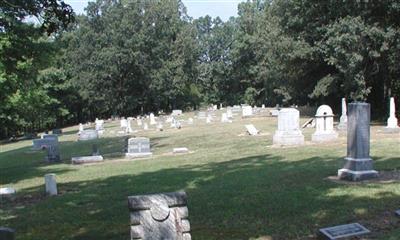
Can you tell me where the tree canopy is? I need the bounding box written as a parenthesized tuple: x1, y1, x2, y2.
(1, 0, 399, 138)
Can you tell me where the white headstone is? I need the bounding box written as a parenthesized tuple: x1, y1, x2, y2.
(273, 108, 304, 145)
(143, 122, 149, 130)
(312, 105, 338, 142)
(0, 187, 16, 198)
(78, 123, 84, 133)
(137, 118, 143, 126)
(245, 124, 259, 136)
(226, 109, 233, 119)
(121, 119, 128, 128)
(150, 113, 157, 125)
(262, 104, 265, 109)
(242, 106, 253, 117)
(157, 122, 163, 131)
(45, 173, 57, 196)
(338, 98, 347, 130)
(126, 117, 133, 133)
(206, 115, 212, 123)
(172, 110, 182, 116)
(187, 118, 194, 124)
(173, 147, 189, 154)
(386, 97, 399, 129)
(221, 113, 231, 123)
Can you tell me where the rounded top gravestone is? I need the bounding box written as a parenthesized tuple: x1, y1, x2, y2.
(315, 105, 333, 117)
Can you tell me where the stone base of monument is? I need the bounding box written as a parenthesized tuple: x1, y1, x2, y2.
(311, 132, 338, 142)
(273, 131, 304, 146)
(71, 155, 104, 164)
(383, 126, 400, 133)
(125, 152, 153, 158)
(338, 157, 378, 181)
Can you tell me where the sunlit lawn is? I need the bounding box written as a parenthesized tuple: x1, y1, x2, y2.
(1, 111, 399, 240)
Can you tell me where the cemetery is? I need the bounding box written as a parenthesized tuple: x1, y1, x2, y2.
(1, 0, 400, 239)
(1, 106, 400, 239)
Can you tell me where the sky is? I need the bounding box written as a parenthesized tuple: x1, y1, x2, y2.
(64, 0, 246, 21)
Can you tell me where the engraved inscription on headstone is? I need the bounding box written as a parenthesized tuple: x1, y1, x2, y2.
(128, 191, 191, 240)
(319, 223, 370, 240)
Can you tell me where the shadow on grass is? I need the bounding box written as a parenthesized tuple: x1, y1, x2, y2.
(2, 154, 400, 240)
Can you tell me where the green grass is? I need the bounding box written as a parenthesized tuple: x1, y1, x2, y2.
(1, 112, 399, 240)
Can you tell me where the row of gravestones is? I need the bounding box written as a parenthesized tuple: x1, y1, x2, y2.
(2, 190, 399, 240)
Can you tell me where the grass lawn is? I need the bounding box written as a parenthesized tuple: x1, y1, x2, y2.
(1, 111, 399, 240)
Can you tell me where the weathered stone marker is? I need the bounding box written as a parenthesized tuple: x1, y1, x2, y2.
(0, 187, 16, 200)
(128, 191, 191, 240)
(45, 174, 57, 196)
(245, 124, 259, 136)
(0, 227, 15, 240)
(312, 105, 338, 142)
(338, 102, 378, 181)
(318, 223, 370, 240)
(273, 108, 304, 145)
(242, 106, 253, 117)
(125, 137, 152, 158)
(337, 98, 347, 131)
(173, 147, 189, 154)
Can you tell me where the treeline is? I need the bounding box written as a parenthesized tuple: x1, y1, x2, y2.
(1, 0, 399, 138)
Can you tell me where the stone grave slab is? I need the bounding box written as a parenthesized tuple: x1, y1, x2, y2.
(245, 124, 259, 136)
(173, 147, 189, 154)
(128, 191, 191, 240)
(78, 130, 98, 141)
(318, 223, 370, 240)
(71, 156, 104, 164)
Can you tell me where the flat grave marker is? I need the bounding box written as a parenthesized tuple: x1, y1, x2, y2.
(319, 223, 370, 240)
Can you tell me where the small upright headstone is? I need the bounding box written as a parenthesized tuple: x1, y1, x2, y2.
(95, 119, 104, 133)
(197, 111, 206, 119)
(137, 118, 143, 126)
(125, 137, 152, 158)
(312, 105, 338, 142)
(0, 227, 15, 240)
(143, 122, 149, 130)
(78, 130, 98, 141)
(157, 122, 163, 131)
(338, 102, 378, 181)
(226, 109, 233, 119)
(338, 98, 347, 130)
(206, 115, 212, 123)
(128, 191, 191, 240)
(126, 117, 133, 133)
(78, 123, 84, 134)
(385, 97, 399, 132)
(273, 108, 304, 146)
(44, 173, 57, 196)
(242, 106, 253, 118)
(150, 113, 157, 125)
(262, 104, 265, 109)
(187, 118, 194, 124)
(221, 113, 231, 123)
(172, 109, 183, 116)
(0, 187, 16, 200)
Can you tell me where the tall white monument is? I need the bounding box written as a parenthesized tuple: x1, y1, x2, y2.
(386, 97, 399, 131)
(338, 98, 347, 130)
(273, 108, 304, 146)
(149, 113, 157, 125)
(312, 105, 338, 142)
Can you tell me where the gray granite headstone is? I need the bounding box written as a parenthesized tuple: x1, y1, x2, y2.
(43, 134, 58, 142)
(338, 102, 378, 181)
(0, 227, 15, 240)
(78, 130, 98, 141)
(45, 144, 61, 162)
(32, 139, 57, 150)
(52, 129, 62, 135)
(319, 223, 370, 240)
(125, 137, 152, 158)
(128, 191, 191, 240)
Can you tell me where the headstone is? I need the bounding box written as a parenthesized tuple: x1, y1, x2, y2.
(121, 118, 128, 129)
(262, 104, 265, 109)
(385, 97, 399, 131)
(128, 191, 191, 240)
(95, 119, 104, 133)
(43, 134, 58, 142)
(78, 123, 84, 134)
(126, 117, 133, 133)
(0, 227, 15, 240)
(312, 105, 338, 142)
(0, 187, 16, 199)
(187, 118, 194, 124)
(395, 209, 400, 217)
(32, 138, 57, 150)
(157, 122, 163, 131)
(137, 118, 143, 126)
(270, 109, 279, 116)
(221, 113, 231, 123)
(319, 223, 370, 240)
(45, 144, 61, 162)
(71, 155, 104, 164)
(226, 109, 233, 119)
(273, 108, 304, 145)
(245, 124, 259, 136)
(172, 109, 183, 116)
(44, 173, 57, 196)
(143, 123, 149, 130)
(173, 147, 189, 154)
(213, 105, 218, 110)
(242, 106, 253, 117)
(150, 113, 157, 125)
(337, 98, 347, 130)
(78, 130, 98, 141)
(338, 102, 378, 181)
(52, 129, 62, 135)
(206, 115, 212, 123)
(197, 111, 206, 119)
(126, 137, 152, 158)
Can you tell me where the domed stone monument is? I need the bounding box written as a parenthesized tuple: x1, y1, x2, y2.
(312, 105, 338, 142)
